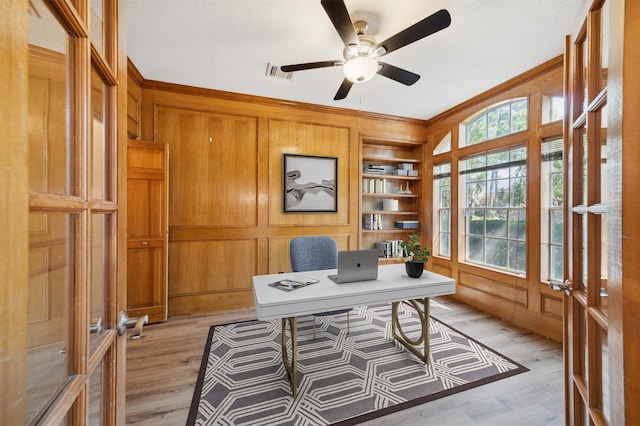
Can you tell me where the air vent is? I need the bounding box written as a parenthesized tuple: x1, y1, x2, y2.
(265, 63, 294, 80)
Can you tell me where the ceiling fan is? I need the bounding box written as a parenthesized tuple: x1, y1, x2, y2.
(280, 0, 451, 100)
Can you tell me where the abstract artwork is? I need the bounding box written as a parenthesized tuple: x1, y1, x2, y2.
(283, 154, 337, 212)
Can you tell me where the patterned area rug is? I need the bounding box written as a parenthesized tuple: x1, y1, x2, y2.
(188, 304, 528, 425)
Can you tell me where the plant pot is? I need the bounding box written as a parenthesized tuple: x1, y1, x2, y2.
(405, 262, 424, 278)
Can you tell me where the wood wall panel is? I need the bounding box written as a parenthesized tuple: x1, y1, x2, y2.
(127, 59, 142, 139)
(157, 107, 259, 228)
(168, 238, 257, 295)
(458, 270, 528, 307)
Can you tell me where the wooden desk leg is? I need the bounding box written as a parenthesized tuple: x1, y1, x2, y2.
(391, 297, 430, 364)
(281, 317, 298, 397)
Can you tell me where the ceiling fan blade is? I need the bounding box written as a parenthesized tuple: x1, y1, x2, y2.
(280, 61, 343, 72)
(321, 0, 359, 48)
(374, 9, 451, 56)
(377, 62, 420, 86)
(334, 78, 353, 100)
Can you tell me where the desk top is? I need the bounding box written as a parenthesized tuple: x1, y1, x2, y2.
(252, 263, 456, 320)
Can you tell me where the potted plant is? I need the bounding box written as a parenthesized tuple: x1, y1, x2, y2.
(397, 234, 431, 278)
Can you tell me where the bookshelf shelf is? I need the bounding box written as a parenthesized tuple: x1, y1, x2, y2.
(359, 138, 424, 258)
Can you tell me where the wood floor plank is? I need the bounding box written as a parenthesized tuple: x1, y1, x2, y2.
(125, 298, 563, 425)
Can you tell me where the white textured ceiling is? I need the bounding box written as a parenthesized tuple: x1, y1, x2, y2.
(127, 0, 584, 120)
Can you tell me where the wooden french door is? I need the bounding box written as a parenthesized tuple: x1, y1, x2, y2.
(565, 2, 611, 424)
(20, 0, 126, 424)
(564, 1, 640, 424)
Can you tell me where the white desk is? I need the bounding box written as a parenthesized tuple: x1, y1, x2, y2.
(252, 264, 456, 397)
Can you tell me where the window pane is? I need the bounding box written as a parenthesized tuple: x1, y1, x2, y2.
(488, 178, 510, 207)
(440, 209, 450, 232)
(467, 236, 484, 262)
(510, 99, 528, 132)
(486, 238, 508, 268)
(510, 177, 527, 207)
(509, 241, 527, 272)
(439, 234, 450, 257)
(89, 359, 106, 424)
(28, 0, 73, 195)
(90, 214, 110, 355)
(90, 0, 104, 56)
(486, 210, 507, 238)
(467, 210, 485, 235)
(551, 210, 564, 245)
(509, 209, 526, 240)
(551, 246, 564, 281)
(91, 66, 109, 200)
(467, 181, 486, 208)
(27, 212, 76, 423)
(599, 1, 610, 92)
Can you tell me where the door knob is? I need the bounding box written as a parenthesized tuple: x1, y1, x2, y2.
(90, 318, 103, 334)
(117, 311, 149, 338)
(549, 279, 573, 296)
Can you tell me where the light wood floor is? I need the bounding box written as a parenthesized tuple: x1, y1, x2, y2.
(125, 297, 564, 425)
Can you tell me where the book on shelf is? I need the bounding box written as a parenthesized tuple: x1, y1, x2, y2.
(363, 213, 383, 230)
(375, 239, 404, 258)
(363, 164, 385, 174)
(363, 178, 387, 194)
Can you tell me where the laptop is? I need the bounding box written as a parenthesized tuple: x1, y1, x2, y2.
(328, 249, 379, 283)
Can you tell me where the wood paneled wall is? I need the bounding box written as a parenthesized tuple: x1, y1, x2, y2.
(425, 57, 565, 341)
(133, 79, 427, 315)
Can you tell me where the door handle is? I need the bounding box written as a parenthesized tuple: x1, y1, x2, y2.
(90, 318, 103, 334)
(549, 279, 573, 296)
(117, 311, 149, 339)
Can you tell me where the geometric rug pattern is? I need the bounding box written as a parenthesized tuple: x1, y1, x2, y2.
(188, 303, 528, 425)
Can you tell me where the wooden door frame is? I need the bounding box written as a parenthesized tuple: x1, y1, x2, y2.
(0, 1, 30, 422)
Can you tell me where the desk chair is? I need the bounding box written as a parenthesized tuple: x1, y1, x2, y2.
(289, 236, 352, 338)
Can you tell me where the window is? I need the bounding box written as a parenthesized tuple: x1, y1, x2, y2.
(460, 147, 527, 274)
(542, 95, 565, 124)
(433, 163, 451, 257)
(433, 132, 451, 155)
(462, 98, 528, 147)
(541, 138, 564, 281)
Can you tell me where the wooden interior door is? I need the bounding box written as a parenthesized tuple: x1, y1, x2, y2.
(19, 0, 127, 424)
(564, 1, 611, 424)
(127, 140, 169, 323)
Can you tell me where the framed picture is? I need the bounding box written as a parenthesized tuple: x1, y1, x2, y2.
(283, 154, 337, 212)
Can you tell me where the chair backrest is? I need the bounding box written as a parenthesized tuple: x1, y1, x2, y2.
(290, 236, 338, 272)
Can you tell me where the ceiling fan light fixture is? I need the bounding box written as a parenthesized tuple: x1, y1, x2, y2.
(343, 56, 378, 83)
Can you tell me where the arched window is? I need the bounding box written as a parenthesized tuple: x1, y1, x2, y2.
(460, 98, 528, 147)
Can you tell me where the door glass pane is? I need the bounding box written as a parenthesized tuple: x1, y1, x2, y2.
(600, 327, 610, 422)
(28, 0, 74, 196)
(90, 214, 110, 355)
(597, 105, 608, 313)
(90, 0, 104, 56)
(599, 0, 610, 92)
(578, 35, 589, 113)
(91, 66, 109, 200)
(27, 212, 76, 424)
(89, 359, 106, 424)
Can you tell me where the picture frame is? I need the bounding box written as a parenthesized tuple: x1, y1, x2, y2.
(283, 153, 337, 212)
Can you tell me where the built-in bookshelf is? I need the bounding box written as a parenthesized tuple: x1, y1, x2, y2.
(360, 137, 424, 263)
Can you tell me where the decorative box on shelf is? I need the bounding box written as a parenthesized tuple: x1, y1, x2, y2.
(395, 220, 419, 229)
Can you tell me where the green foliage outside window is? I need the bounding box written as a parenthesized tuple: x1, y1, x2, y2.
(466, 99, 528, 146)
